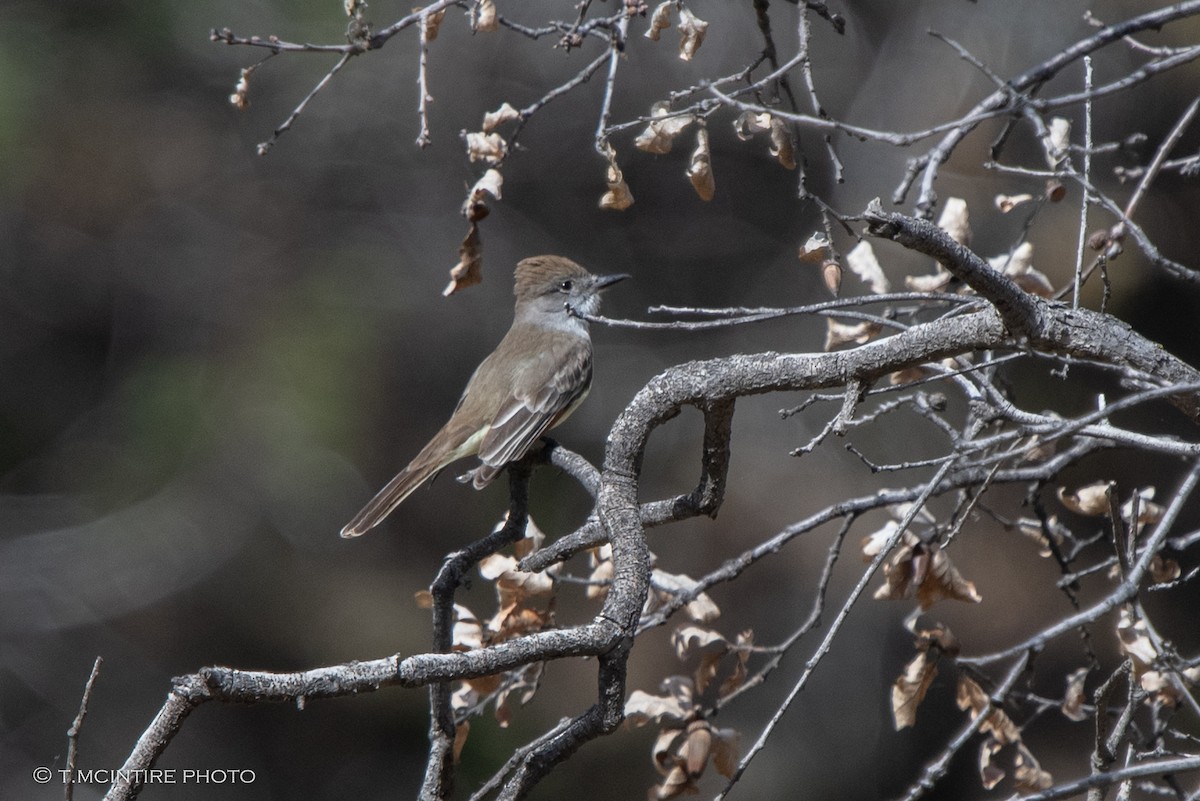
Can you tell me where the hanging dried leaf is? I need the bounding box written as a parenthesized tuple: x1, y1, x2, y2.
(904, 267, 952, 293)
(645, 1, 672, 40)
(995, 193, 1034, 213)
(892, 649, 938, 730)
(444, 224, 484, 296)
(648, 569, 720, 622)
(1013, 743, 1053, 792)
(956, 675, 1021, 744)
(768, 117, 797, 169)
(475, 0, 498, 32)
(600, 146, 634, 210)
(936, 197, 971, 247)
(1150, 554, 1181, 584)
(825, 318, 882, 350)
(846, 241, 890, 294)
(1057, 481, 1114, 516)
(978, 738, 1006, 789)
(862, 521, 903, 560)
(450, 603, 484, 650)
(733, 111, 773, 141)
(1116, 605, 1157, 670)
(479, 551, 555, 605)
(822, 260, 843, 296)
(677, 7, 708, 61)
(1043, 117, 1071, 168)
(687, 126, 715, 201)
(1062, 666, 1090, 722)
(625, 676, 696, 726)
(462, 168, 503, 222)
(732, 111, 797, 169)
(634, 102, 696, 154)
(421, 7, 447, 41)
(452, 720, 469, 762)
(671, 625, 728, 661)
(716, 630, 753, 699)
(648, 719, 739, 799)
(464, 131, 506, 164)
(798, 232, 831, 263)
(482, 101, 520, 132)
(874, 534, 982, 610)
(1045, 178, 1067, 202)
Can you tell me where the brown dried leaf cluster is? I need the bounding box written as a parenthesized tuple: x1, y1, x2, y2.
(443, 169, 504, 296)
(644, 1, 672, 41)
(642, 2, 708, 60)
(444, 223, 483, 296)
(474, 0, 498, 32)
(601, 544, 748, 798)
(588, 545, 720, 624)
(892, 629, 1053, 792)
(687, 126, 715, 201)
(417, 517, 561, 734)
(633, 102, 696, 155)
(600, 145, 634, 210)
(625, 628, 750, 798)
(862, 517, 982, 611)
(892, 624, 959, 729)
(676, 7, 708, 61)
(1116, 605, 1200, 708)
(958, 676, 1052, 792)
(1057, 483, 1176, 578)
(733, 111, 796, 169)
(1060, 666, 1090, 722)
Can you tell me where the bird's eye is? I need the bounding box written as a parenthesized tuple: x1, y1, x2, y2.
(558, 279, 573, 292)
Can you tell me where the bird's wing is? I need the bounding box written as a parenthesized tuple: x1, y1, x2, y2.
(471, 336, 593, 487)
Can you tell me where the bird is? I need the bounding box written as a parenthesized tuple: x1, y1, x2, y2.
(340, 255, 629, 538)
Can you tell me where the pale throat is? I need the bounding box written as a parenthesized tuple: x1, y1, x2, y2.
(517, 297, 593, 336)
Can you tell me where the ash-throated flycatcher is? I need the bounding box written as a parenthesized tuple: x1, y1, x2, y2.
(340, 255, 628, 538)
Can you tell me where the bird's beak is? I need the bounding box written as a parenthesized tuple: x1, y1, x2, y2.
(593, 273, 631, 291)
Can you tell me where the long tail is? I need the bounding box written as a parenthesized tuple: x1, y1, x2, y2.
(339, 421, 481, 538)
(339, 462, 440, 538)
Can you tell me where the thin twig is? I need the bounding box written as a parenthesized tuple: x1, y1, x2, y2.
(1123, 94, 1200, 220)
(256, 51, 355, 155)
(593, 13, 630, 154)
(65, 657, 103, 801)
(415, 9, 433, 148)
(1073, 56, 1093, 309)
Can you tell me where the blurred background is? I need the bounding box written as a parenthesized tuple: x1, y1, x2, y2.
(3, 1, 1200, 799)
